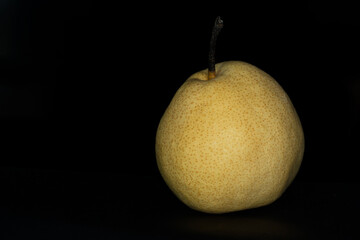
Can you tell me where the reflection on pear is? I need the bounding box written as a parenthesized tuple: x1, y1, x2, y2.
(167, 214, 305, 239)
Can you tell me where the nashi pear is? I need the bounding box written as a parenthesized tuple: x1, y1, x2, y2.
(155, 61, 304, 213)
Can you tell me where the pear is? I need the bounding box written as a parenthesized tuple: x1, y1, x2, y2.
(155, 17, 304, 214)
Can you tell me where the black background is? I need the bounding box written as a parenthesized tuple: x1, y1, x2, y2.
(0, 1, 359, 239)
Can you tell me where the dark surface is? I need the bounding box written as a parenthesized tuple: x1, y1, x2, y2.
(0, 167, 359, 239)
(1, 1, 360, 239)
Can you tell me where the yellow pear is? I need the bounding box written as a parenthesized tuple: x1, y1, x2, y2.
(155, 17, 304, 214)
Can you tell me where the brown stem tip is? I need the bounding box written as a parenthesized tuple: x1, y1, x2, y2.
(208, 16, 223, 80)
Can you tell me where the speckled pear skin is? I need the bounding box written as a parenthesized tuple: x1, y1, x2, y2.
(155, 61, 304, 214)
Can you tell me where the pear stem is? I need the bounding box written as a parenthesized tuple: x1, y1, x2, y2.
(208, 16, 223, 80)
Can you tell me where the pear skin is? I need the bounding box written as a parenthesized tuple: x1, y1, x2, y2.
(155, 61, 304, 214)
